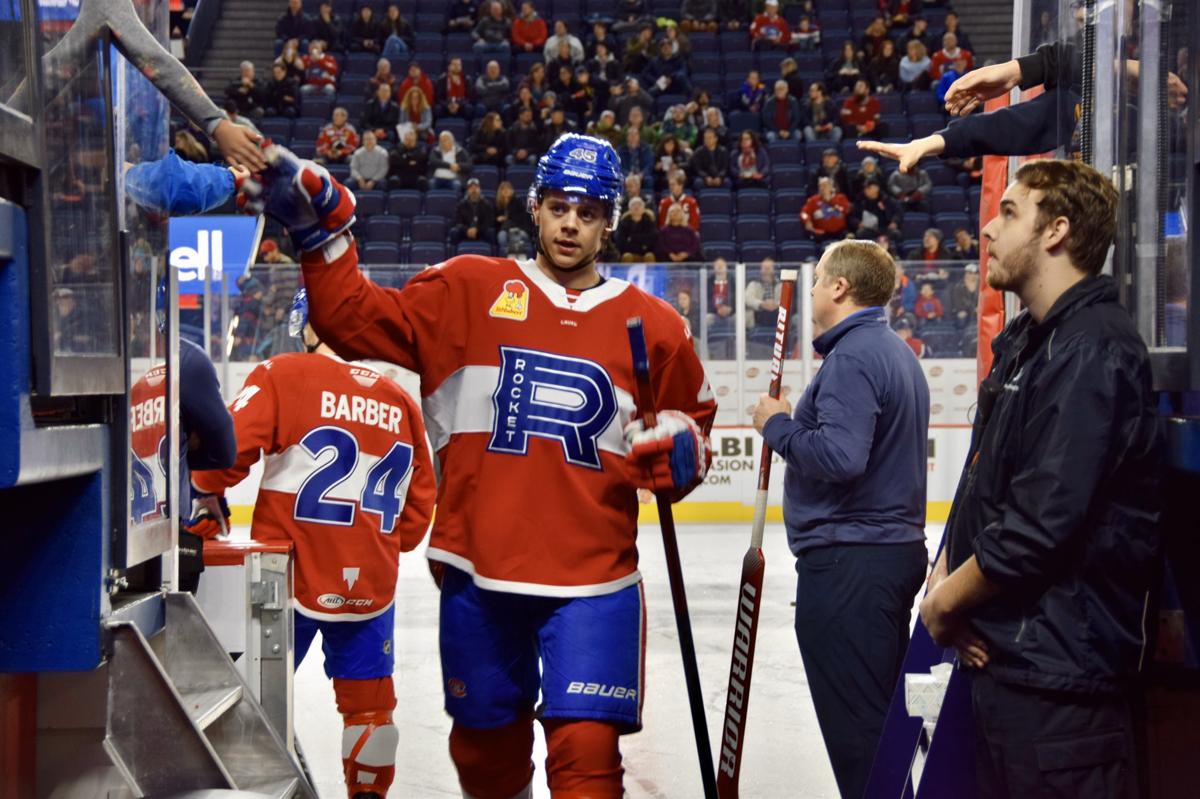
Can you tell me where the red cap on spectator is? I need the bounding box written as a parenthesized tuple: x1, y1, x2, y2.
(260, 239, 279, 256)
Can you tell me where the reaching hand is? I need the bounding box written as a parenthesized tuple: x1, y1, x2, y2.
(943, 60, 1023, 117)
(856, 137, 943, 174)
(213, 120, 268, 171)
(951, 628, 990, 669)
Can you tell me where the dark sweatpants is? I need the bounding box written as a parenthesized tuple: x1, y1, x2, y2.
(793, 540, 927, 799)
(970, 670, 1139, 799)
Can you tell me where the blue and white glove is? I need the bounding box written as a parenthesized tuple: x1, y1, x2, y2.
(623, 410, 712, 498)
(244, 143, 357, 252)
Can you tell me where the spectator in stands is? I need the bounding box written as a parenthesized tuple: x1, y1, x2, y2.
(586, 21, 619, 59)
(731, 129, 769, 189)
(657, 170, 700, 230)
(225, 61, 266, 120)
(301, 40, 338, 97)
(540, 106, 576, 149)
(693, 94, 723, 134)
(860, 16, 889, 61)
(349, 131, 388, 191)
(470, 112, 507, 167)
(622, 24, 656, 75)
(381, 4, 414, 63)
(947, 262, 979, 327)
(827, 41, 864, 95)
(624, 171, 654, 210)
(657, 204, 701, 263)
(473, 1, 512, 57)
(887, 163, 932, 212)
(690, 127, 730, 190)
(224, 98, 261, 135)
(388, 127, 429, 190)
(399, 62, 434, 105)
(521, 62, 550, 103)
(265, 62, 300, 118)
(275, 39, 306, 83)
(618, 126, 655, 181)
(652, 137, 690, 192)
(494, 181, 533, 256)
(868, 38, 901, 94)
(396, 86, 433, 144)
(315, 107, 358, 164)
(613, 0, 652, 35)
(899, 40, 931, 91)
(428, 130, 472, 190)
(435, 57, 474, 120)
(367, 58, 399, 98)
(750, 0, 791, 51)
(350, 6, 384, 53)
(841, 78, 882, 139)
(706, 257, 736, 357)
(850, 156, 883, 200)
(746, 258, 782, 332)
(512, 2, 547, 53)
(451, 178, 496, 247)
(589, 42, 624, 98)
(907, 228, 950, 265)
(550, 60, 577, 97)
(680, 0, 718, 34)
(615, 197, 658, 262)
(445, 0, 478, 34)
(659, 24, 691, 60)
(934, 57, 969, 106)
(361, 82, 400, 143)
(941, 11, 973, 54)
(904, 16, 933, 52)
(505, 105, 541, 164)
(912, 282, 944, 327)
(570, 67, 599, 123)
(1035, 10, 1057, 48)
(930, 32, 973, 81)
(173, 130, 209, 163)
(626, 105, 661, 146)
(310, 3, 343, 53)
(544, 19, 585, 63)
(613, 78, 654, 127)
(946, 153, 984, 186)
(949, 227, 979, 260)
(738, 69, 766, 114)
(850, 180, 901, 239)
(793, 16, 820, 52)
(894, 318, 926, 358)
(802, 81, 840, 143)
(659, 105, 696, 151)
(475, 60, 511, 112)
(801, 177, 852, 245)
(275, 0, 308, 49)
(643, 38, 691, 98)
(504, 83, 539, 127)
(587, 109, 622, 149)
(762, 79, 802, 142)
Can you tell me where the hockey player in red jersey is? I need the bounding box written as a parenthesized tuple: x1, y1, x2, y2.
(252, 133, 716, 798)
(191, 289, 436, 799)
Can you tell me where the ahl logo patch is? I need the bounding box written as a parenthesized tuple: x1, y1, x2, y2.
(489, 279, 530, 321)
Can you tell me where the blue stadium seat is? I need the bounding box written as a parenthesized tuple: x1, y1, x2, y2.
(969, 185, 983, 213)
(423, 190, 460, 218)
(779, 240, 818, 263)
(416, 53, 445, 75)
(436, 117, 469, 144)
(735, 215, 771, 242)
(726, 110, 761, 134)
(410, 242, 447, 264)
(900, 212, 932, 242)
(338, 96, 365, 121)
(457, 241, 494, 257)
(515, 52, 542, 77)
(930, 186, 967, 215)
(292, 116, 325, 144)
(933, 212, 970, 239)
(692, 53, 721, 74)
(386, 190, 423, 216)
(410, 215, 446, 241)
(362, 241, 400, 263)
(366, 216, 404, 243)
(291, 142, 317, 160)
(793, 53, 824, 73)
(300, 96, 334, 120)
(773, 216, 807, 244)
(473, 165, 500, 193)
(446, 33, 472, 55)
(506, 165, 536, 194)
(804, 140, 837, 167)
(905, 93, 940, 116)
(739, 240, 777, 262)
(920, 325, 963, 358)
(702, 241, 737, 261)
(698, 188, 733, 216)
(259, 118, 292, 142)
(736, 188, 771, 216)
(655, 94, 687, 116)
(346, 52, 378, 75)
(773, 189, 807, 216)
(355, 190, 386, 217)
(876, 93, 903, 115)
(690, 33, 719, 54)
(879, 113, 908, 139)
(926, 163, 956, 187)
(693, 73, 723, 96)
(724, 53, 755, 75)
(768, 140, 802, 165)
(700, 215, 733, 243)
(327, 163, 351, 183)
(414, 13, 443, 32)
(909, 114, 946, 138)
(771, 165, 807, 190)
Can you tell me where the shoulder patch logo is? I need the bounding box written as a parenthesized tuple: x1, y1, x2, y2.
(489, 279, 530, 321)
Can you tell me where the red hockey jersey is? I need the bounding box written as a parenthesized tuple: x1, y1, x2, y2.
(130, 363, 168, 525)
(302, 240, 717, 597)
(192, 352, 436, 621)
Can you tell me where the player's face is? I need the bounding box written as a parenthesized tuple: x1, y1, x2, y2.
(982, 182, 1043, 292)
(535, 190, 609, 274)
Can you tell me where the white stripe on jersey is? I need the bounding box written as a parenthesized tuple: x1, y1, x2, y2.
(421, 364, 637, 454)
(427, 548, 643, 597)
(294, 596, 395, 622)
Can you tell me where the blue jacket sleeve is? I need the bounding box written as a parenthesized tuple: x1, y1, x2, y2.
(937, 89, 1078, 159)
(761, 353, 880, 483)
(125, 149, 236, 215)
(179, 340, 237, 471)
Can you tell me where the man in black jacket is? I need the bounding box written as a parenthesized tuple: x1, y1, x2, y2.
(921, 159, 1160, 799)
(450, 178, 496, 248)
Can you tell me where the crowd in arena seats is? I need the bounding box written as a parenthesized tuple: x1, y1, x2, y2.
(180, 0, 986, 358)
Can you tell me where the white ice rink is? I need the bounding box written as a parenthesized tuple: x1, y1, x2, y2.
(291, 522, 942, 798)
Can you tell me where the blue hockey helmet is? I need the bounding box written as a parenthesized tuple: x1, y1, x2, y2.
(528, 133, 624, 229)
(155, 276, 168, 333)
(288, 288, 309, 339)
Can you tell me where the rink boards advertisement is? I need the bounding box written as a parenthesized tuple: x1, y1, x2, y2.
(215, 358, 974, 525)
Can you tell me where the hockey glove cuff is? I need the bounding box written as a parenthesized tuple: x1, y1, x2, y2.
(255, 143, 357, 252)
(623, 410, 711, 498)
(185, 489, 231, 540)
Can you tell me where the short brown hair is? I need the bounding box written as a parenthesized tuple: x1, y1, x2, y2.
(821, 240, 897, 307)
(1014, 159, 1117, 276)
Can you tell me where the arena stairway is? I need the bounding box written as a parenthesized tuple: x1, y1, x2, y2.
(196, 0, 282, 100)
(939, 0, 1015, 67)
(36, 592, 315, 799)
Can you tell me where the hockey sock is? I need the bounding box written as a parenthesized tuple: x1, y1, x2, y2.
(334, 677, 398, 799)
(543, 719, 624, 798)
(449, 714, 535, 799)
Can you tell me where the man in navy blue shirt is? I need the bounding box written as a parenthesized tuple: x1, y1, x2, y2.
(752, 240, 929, 799)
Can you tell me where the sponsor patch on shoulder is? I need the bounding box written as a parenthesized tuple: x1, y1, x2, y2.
(489, 279, 530, 321)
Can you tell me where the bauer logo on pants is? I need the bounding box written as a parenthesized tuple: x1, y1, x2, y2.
(489, 280, 530, 321)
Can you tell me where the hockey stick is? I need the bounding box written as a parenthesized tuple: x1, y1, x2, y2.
(626, 318, 719, 799)
(716, 269, 798, 799)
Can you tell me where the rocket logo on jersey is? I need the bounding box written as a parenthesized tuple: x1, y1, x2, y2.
(488, 280, 530, 321)
(488, 346, 618, 469)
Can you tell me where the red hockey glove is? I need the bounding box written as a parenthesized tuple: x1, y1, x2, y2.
(253, 143, 357, 252)
(624, 410, 711, 498)
(184, 489, 231, 540)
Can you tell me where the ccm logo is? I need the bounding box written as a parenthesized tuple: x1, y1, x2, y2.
(316, 593, 372, 609)
(566, 682, 638, 701)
